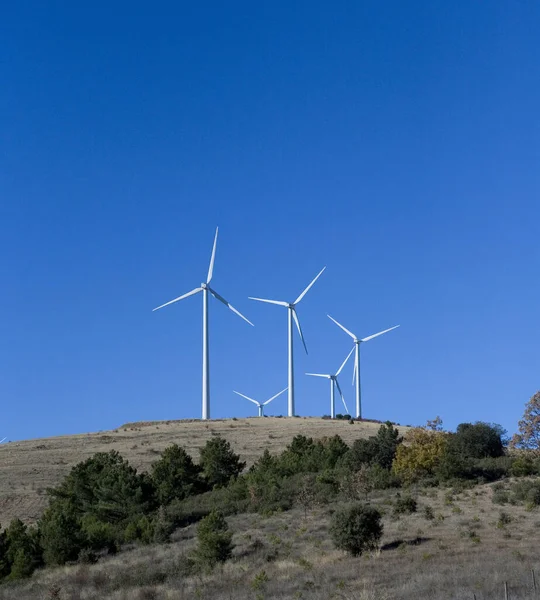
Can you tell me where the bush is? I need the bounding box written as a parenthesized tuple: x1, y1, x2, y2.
(330, 504, 383, 556)
(511, 480, 540, 506)
(200, 437, 246, 489)
(393, 494, 417, 515)
(492, 489, 510, 505)
(497, 511, 512, 528)
(423, 505, 435, 520)
(510, 456, 536, 477)
(193, 511, 233, 569)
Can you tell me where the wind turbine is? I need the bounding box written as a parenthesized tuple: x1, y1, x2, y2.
(249, 267, 326, 417)
(0, 438, 6, 444)
(153, 228, 254, 420)
(306, 346, 354, 418)
(327, 316, 399, 419)
(233, 387, 288, 417)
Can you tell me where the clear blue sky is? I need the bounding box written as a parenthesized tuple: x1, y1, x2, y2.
(2, 1, 539, 441)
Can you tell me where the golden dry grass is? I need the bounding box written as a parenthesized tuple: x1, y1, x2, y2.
(2, 481, 540, 599)
(0, 417, 402, 526)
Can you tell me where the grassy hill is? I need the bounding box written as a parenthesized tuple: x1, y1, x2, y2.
(0, 417, 407, 526)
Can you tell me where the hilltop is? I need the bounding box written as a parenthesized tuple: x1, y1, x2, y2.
(0, 417, 409, 526)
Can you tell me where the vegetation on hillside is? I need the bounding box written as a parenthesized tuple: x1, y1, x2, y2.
(0, 390, 539, 589)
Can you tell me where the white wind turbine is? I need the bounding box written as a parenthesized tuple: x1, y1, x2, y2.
(306, 346, 355, 419)
(153, 228, 254, 420)
(233, 387, 288, 417)
(249, 267, 326, 417)
(327, 316, 399, 419)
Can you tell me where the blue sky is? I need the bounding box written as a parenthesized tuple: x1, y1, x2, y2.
(2, 1, 539, 441)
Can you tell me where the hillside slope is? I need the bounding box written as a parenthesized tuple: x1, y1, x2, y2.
(0, 417, 408, 526)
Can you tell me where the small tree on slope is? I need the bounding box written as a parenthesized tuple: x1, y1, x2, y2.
(510, 391, 540, 453)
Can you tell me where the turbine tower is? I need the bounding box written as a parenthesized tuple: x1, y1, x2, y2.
(327, 316, 399, 419)
(153, 228, 254, 420)
(249, 267, 326, 417)
(306, 346, 354, 418)
(233, 387, 288, 417)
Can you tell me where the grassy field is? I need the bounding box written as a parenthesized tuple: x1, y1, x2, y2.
(2, 480, 540, 599)
(0, 417, 404, 526)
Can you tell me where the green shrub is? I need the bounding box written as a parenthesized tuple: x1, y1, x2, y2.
(510, 480, 540, 506)
(497, 511, 512, 528)
(393, 494, 417, 515)
(491, 482, 509, 505)
(423, 505, 435, 520)
(193, 511, 233, 568)
(330, 504, 383, 556)
(510, 456, 536, 477)
(77, 548, 98, 564)
(200, 437, 246, 489)
(80, 514, 118, 553)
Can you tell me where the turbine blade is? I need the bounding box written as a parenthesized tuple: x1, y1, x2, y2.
(206, 227, 219, 284)
(0, 437, 6, 444)
(335, 378, 349, 414)
(305, 373, 330, 378)
(336, 346, 355, 376)
(327, 315, 356, 340)
(248, 297, 289, 307)
(209, 288, 254, 326)
(352, 360, 357, 386)
(263, 387, 288, 405)
(153, 287, 202, 311)
(293, 266, 326, 305)
(233, 391, 259, 405)
(292, 308, 308, 354)
(361, 325, 400, 342)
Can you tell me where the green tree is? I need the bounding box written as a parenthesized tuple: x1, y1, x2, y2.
(0, 528, 10, 581)
(193, 510, 233, 568)
(341, 422, 402, 471)
(39, 500, 85, 565)
(48, 451, 156, 523)
(199, 437, 245, 489)
(510, 391, 540, 453)
(3, 519, 42, 580)
(152, 444, 205, 505)
(330, 504, 383, 556)
(450, 422, 505, 459)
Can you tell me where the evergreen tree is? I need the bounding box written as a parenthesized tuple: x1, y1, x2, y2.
(199, 437, 245, 489)
(152, 444, 205, 504)
(193, 511, 233, 568)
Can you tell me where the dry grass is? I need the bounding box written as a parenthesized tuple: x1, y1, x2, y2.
(0, 417, 401, 526)
(2, 482, 540, 599)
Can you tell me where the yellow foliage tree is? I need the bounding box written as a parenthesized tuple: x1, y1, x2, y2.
(392, 425, 448, 483)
